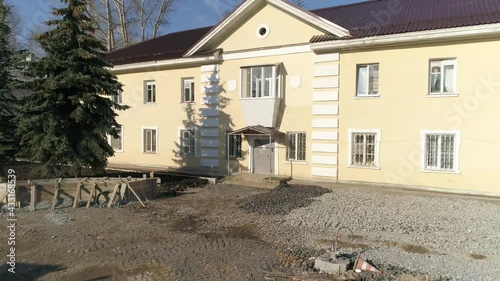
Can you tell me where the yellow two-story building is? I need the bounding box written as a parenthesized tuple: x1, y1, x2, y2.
(106, 0, 500, 195)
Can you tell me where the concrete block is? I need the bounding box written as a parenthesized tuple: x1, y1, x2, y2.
(314, 254, 350, 274)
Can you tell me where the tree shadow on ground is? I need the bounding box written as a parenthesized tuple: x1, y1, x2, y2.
(0, 262, 64, 281)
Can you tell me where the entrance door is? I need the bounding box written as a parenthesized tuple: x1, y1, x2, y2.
(253, 139, 274, 174)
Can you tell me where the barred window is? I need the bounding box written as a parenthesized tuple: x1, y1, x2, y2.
(180, 129, 196, 156)
(425, 133, 457, 171)
(143, 128, 157, 153)
(111, 125, 123, 151)
(287, 132, 306, 161)
(227, 133, 242, 158)
(350, 131, 379, 167)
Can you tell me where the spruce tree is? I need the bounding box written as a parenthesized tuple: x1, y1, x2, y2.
(17, 0, 128, 177)
(0, 0, 17, 161)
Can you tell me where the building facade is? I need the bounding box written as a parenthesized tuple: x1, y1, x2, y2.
(107, 0, 500, 195)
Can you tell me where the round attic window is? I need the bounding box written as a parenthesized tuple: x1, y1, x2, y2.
(256, 24, 270, 39)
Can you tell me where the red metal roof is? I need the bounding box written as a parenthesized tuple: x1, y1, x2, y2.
(107, 0, 500, 65)
(311, 0, 500, 39)
(106, 26, 213, 66)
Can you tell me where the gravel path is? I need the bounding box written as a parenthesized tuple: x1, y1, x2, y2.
(261, 188, 500, 280)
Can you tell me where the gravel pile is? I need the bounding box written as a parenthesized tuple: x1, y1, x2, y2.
(238, 183, 331, 215)
(278, 188, 500, 280)
(45, 211, 72, 225)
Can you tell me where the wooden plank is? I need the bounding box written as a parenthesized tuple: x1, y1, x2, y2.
(107, 184, 120, 208)
(127, 183, 145, 208)
(73, 182, 82, 208)
(50, 179, 61, 210)
(86, 182, 96, 208)
(29, 184, 36, 212)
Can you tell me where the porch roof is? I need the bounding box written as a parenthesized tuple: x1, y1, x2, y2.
(229, 125, 283, 139)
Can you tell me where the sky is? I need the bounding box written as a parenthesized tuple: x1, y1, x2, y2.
(10, 0, 363, 41)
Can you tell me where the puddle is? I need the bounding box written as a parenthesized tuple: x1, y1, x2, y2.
(400, 244, 430, 254)
(470, 253, 487, 260)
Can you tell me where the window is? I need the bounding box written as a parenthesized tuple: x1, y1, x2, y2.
(429, 59, 456, 94)
(241, 64, 282, 98)
(145, 81, 156, 103)
(143, 128, 157, 153)
(180, 129, 195, 156)
(182, 78, 195, 103)
(111, 90, 122, 104)
(356, 64, 379, 96)
(110, 125, 123, 152)
(227, 132, 242, 158)
(287, 132, 306, 161)
(348, 129, 381, 167)
(422, 131, 460, 172)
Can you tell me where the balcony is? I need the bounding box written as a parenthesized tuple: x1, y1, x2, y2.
(239, 97, 282, 127)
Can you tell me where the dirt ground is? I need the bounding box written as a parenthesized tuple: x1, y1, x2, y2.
(0, 184, 328, 281)
(0, 182, 462, 281)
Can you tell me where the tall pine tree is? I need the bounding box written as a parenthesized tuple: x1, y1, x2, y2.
(0, 0, 17, 161)
(17, 0, 128, 177)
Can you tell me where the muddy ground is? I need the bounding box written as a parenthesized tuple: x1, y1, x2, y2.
(0, 183, 459, 281)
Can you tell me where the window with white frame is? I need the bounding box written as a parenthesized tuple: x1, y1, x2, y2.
(143, 128, 157, 153)
(241, 64, 282, 98)
(227, 132, 242, 158)
(110, 125, 123, 152)
(182, 78, 195, 103)
(429, 59, 456, 94)
(287, 132, 306, 161)
(422, 131, 460, 172)
(111, 90, 122, 104)
(356, 64, 379, 96)
(349, 129, 380, 167)
(145, 81, 156, 103)
(180, 129, 196, 156)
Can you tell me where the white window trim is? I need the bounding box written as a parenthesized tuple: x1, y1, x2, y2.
(239, 64, 282, 99)
(178, 127, 198, 157)
(141, 126, 159, 154)
(108, 125, 124, 153)
(181, 77, 195, 103)
(428, 58, 458, 96)
(347, 129, 381, 169)
(356, 63, 380, 97)
(144, 80, 157, 104)
(420, 130, 461, 174)
(286, 132, 307, 162)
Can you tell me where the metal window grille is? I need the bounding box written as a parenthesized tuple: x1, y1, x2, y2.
(111, 126, 122, 150)
(425, 134, 455, 170)
(181, 129, 195, 155)
(143, 129, 157, 153)
(228, 134, 242, 158)
(287, 132, 306, 161)
(351, 133, 376, 166)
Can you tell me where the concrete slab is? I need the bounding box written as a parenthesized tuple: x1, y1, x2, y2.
(314, 253, 350, 274)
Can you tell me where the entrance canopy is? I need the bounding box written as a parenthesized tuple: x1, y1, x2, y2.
(228, 125, 283, 139)
(227, 125, 283, 178)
